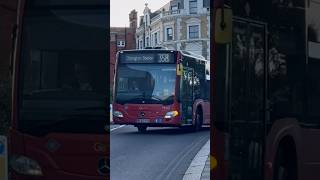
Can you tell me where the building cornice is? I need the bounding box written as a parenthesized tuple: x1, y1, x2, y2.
(162, 38, 210, 45)
(137, 10, 210, 29)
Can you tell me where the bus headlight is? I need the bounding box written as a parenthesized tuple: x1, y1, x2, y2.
(113, 111, 124, 118)
(10, 155, 43, 176)
(164, 111, 179, 119)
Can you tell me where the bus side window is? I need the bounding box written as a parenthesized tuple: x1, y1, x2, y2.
(181, 67, 192, 100)
(200, 79, 209, 101)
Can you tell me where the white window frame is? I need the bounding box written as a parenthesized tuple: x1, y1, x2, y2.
(151, 35, 154, 46)
(187, 24, 200, 39)
(117, 40, 125, 47)
(146, 37, 150, 47)
(165, 26, 174, 41)
(171, 4, 178, 14)
(153, 31, 160, 46)
(151, 29, 161, 46)
(157, 31, 160, 44)
(154, 32, 158, 46)
(189, 0, 197, 14)
(171, 4, 178, 10)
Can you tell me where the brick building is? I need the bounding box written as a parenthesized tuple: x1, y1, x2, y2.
(110, 10, 137, 92)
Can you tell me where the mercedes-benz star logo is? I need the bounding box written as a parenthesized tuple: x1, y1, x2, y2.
(97, 157, 109, 176)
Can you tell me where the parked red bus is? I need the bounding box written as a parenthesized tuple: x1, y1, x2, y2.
(112, 49, 210, 132)
(8, 0, 108, 179)
(212, 0, 320, 180)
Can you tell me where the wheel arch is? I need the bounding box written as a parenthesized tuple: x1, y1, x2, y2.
(264, 118, 302, 180)
(192, 99, 204, 124)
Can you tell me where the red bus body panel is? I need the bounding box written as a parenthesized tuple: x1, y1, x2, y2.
(9, 130, 108, 179)
(212, 128, 227, 180)
(193, 99, 210, 125)
(8, 0, 109, 179)
(113, 102, 182, 126)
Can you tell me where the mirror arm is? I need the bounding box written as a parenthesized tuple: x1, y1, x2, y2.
(220, 5, 226, 30)
(10, 24, 17, 75)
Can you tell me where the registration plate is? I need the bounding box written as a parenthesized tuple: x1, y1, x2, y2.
(137, 119, 150, 123)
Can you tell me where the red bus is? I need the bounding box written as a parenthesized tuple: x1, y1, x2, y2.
(112, 49, 210, 132)
(212, 0, 320, 180)
(8, 0, 108, 179)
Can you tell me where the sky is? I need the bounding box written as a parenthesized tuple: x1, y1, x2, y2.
(110, 0, 171, 27)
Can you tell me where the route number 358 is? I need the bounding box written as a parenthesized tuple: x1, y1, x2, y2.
(158, 54, 170, 63)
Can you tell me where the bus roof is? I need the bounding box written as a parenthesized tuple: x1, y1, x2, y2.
(119, 49, 175, 53)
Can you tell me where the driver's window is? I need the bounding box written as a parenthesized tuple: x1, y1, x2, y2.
(181, 66, 193, 101)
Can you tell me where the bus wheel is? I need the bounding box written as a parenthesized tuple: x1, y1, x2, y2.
(193, 109, 203, 131)
(137, 125, 147, 133)
(273, 145, 297, 180)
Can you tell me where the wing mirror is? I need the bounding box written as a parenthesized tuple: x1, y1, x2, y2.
(214, 7, 233, 44)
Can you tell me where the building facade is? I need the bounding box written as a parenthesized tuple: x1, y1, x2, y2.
(110, 10, 137, 90)
(136, 0, 210, 60)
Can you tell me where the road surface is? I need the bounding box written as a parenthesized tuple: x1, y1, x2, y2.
(110, 125, 209, 180)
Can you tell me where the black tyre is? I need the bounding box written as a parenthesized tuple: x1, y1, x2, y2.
(193, 109, 203, 132)
(137, 125, 147, 133)
(273, 147, 297, 180)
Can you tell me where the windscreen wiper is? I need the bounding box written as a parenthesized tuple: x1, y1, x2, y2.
(161, 95, 174, 105)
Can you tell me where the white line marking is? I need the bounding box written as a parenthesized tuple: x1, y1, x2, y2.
(182, 139, 210, 180)
(110, 125, 125, 132)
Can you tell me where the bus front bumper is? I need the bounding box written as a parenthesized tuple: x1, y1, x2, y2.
(113, 116, 188, 127)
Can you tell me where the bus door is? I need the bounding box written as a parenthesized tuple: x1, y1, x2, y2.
(180, 65, 194, 125)
(228, 18, 268, 180)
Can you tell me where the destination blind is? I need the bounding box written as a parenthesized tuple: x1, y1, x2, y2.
(119, 52, 175, 64)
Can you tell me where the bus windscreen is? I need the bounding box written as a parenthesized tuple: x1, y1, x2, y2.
(18, 1, 107, 136)
(115, 64, 176, 105)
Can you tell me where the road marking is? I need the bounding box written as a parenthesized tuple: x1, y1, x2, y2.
(156, 136, 208, 180)
(182, 139, 210, 180)
(110, 125, 125, 132)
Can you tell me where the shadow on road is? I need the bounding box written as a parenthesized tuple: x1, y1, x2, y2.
(122, 127, 210, 136)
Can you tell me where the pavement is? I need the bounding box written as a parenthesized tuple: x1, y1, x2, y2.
(110, 125, 209, 180)
(200, 155, 210, 180)
(182, 140, 210, 180)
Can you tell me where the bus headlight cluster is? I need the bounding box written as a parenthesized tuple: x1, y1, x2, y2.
(113, 111, 124, 118)
(10, 155, 43, 176)
(164, 111, 179, 119)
